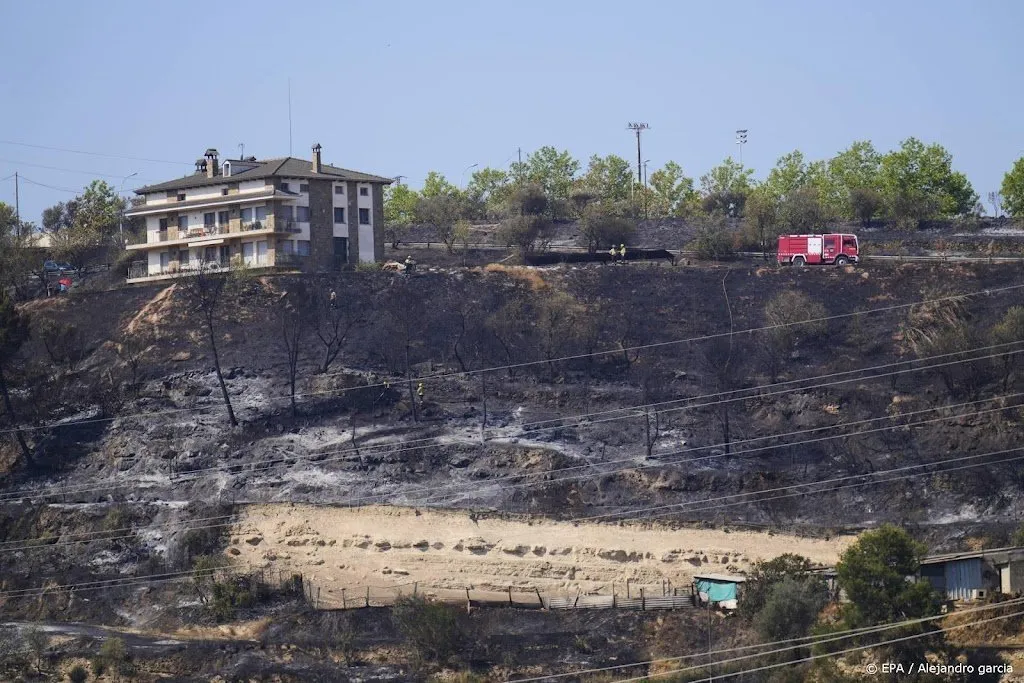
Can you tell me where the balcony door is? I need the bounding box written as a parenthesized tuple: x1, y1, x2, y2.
(256, 240, 268, 265)
(242, 242, 255, 266)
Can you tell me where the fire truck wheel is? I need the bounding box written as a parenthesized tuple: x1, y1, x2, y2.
(792, 256, 806, 267)
(835, 255, 849, 266)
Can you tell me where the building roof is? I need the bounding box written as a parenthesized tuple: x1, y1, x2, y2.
(693, 573, 747, 583)
(135, 156, 393, 194)
(920, 545, 1024, 566)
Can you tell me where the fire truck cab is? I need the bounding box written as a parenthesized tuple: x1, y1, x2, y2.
(776, 233, 859, 266)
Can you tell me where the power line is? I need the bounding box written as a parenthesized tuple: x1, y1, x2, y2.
(5, 388, 1018, 509)
(609, 607, 1024, 682)
(521, 596, 1024, 682)
(0, 140, 191, 166)
(17, 175, 78, 193)
(0, 158, 159, 183)
(4, 277, 1021, 437)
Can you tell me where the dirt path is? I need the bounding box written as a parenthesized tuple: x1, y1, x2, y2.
(230, 505, 854, 601)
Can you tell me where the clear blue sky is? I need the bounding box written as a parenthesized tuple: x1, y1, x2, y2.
(2, 0, 1022, 223)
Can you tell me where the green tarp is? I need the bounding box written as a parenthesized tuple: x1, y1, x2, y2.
(695, 578, 739, 602)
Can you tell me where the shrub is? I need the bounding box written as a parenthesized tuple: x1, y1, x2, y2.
(391, 596, 464, 664)
(691, 223, 735, 261)
(355, 261, 382, 272)
(68, 664, 89, 683)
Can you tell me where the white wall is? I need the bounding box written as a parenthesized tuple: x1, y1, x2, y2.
(185, 185, 226, 201)
(240, 180, 270, 194)
(358, 225, 375, 263)
(333, 223, 349, 238)
(146, 216, 161, 242)
(144, 193, 167, 206)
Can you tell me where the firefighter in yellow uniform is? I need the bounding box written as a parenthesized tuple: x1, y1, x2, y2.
(619, 243, 627, 261)
(416, 382, 425, 404)
(608, 245, 617, 263)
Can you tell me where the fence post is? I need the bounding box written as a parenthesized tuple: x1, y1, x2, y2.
(627, 579, 631, 598)
(466, 588, 472, 614)
(342, 588, 346, 609)
(535, 587, 543, 609)
(366, 586, 370, 608)
(413, 582, 418, 597)
(316, 587, 321, 610)
(641, 588, 645, 611)
(508, 586, 513, 606)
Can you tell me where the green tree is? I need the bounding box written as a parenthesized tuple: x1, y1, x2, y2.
(415, 194, 465, 253)
(420, 171, 460, 199)
(743, 187, 779, 259)
(1000, 157, 1024, 219)
(849, 186, 884, 226)
(383, 183, 419, 248)
(879, 138, 978, 226)
(576, 154, 633, 206)
(42, 198, 79, 234)
(0, 203, 38, 299)
(835, 525, 940, 626)
(510, 146, 580, 208)
(762, 150, 820, 204)
(700, 157, 755, 216)
(51, 180, 126, 266)
(466, 166, 512, 219)
(577, 204, 635, 253)
(778, 185, 828, 233)
(0, 289, 32, 467)
(648, 161, 699, 217)
(753, 577, 828, 646)
(824, 141, 882, 217)
(497, 185, 552, 256)
(739, 553, 819, 620)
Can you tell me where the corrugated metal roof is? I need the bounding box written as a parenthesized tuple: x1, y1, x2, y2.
(921, 545, 1024, 565)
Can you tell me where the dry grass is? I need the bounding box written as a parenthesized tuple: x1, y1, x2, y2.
(480, 263, 549, 291)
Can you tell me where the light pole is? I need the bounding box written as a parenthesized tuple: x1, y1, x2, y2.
(735, 130, 748, 165)
(643, 159, 651, 220)
(118, 172, 138, 247)
(461, 163, 479, 190)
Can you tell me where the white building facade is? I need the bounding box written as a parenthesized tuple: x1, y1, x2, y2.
(124, 145, 390, 282)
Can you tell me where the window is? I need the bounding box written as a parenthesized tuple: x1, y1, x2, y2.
(281, 205, 294, 221)
(359, 187, 368, 196)
(177, 192, 186, 201)
(179, 249, 190, 266)
(158, 218, 168, 231)
(218, 210, 229, 226)
(178, 215, 188, 230)
(297, 206, 310, 222)
(333, 237, 348, 265)
(297, 240, 311, 256)
(824, 236, 837, 250)
(334, 207, 345, 223)
(280, 182, 290, 192)
(204, 212, 215, 228)
(843, 237, 857, 250)
(281, 240, 295, 255)
(241, 207, 253, 224)
(242, 242, 254, 264)
(300, 184, 309, 193)
(334, 185, 344, 195)
(358, 208, 370, 224)
(255, 206, 268, 223)
(160, 252, 170, 270)
(222, 188, 229, 196)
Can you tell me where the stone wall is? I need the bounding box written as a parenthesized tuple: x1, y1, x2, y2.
(307, 179, 334, 271)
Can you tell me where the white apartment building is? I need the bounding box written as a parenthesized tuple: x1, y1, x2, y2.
(124, 145, 391, 282)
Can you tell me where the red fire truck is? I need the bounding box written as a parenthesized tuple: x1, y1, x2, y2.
(776, 233, 859, 266)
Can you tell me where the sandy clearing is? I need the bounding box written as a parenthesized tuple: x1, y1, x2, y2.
(229, 504, 854, 600)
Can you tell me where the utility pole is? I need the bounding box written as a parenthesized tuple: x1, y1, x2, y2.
(393, 175, 407, 186)
(288, 78, 293, 156)
(735, 129, 748, 165)
(627, 123, 649, 186)
(14, 172, 19, 236)
(118, 172, 138, 247)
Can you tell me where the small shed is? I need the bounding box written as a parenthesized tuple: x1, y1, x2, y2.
(918, 546, 1024, 600)
(693, 574, 747, 610)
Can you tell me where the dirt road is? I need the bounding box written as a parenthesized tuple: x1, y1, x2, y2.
(230, 505, 853, 600)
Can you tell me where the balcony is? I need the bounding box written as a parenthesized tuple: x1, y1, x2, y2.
(127, 257, 235, 282)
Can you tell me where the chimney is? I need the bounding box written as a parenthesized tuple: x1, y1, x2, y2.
(312, 143, 322, 173)
(204, 148, 220, 178)
(195, 158, 207, 175)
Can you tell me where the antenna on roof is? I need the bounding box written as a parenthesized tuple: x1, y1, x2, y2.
(287, 78, 293, 157)
(238, 142, 244, 160)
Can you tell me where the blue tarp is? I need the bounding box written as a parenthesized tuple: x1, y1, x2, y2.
(695, 578, 739, 603)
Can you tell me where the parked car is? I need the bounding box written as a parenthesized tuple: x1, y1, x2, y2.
(42, 260, 77, 274)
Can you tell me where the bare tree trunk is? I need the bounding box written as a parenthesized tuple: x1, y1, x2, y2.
(206, 313, 237, 427)
(0, 364, 33, 467)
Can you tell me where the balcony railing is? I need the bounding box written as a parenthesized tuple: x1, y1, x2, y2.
(127, 258, 233, 280)
(276, 253, 309, 269)
(240, 221, 266, 232)
(278, 220, 301, 233)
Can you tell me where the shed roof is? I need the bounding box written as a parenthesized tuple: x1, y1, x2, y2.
(693, 574, 747, 583)
(920, 545, 1024, 566)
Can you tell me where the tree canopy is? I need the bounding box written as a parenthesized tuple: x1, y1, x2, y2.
(1001, 157, 1024, 219)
